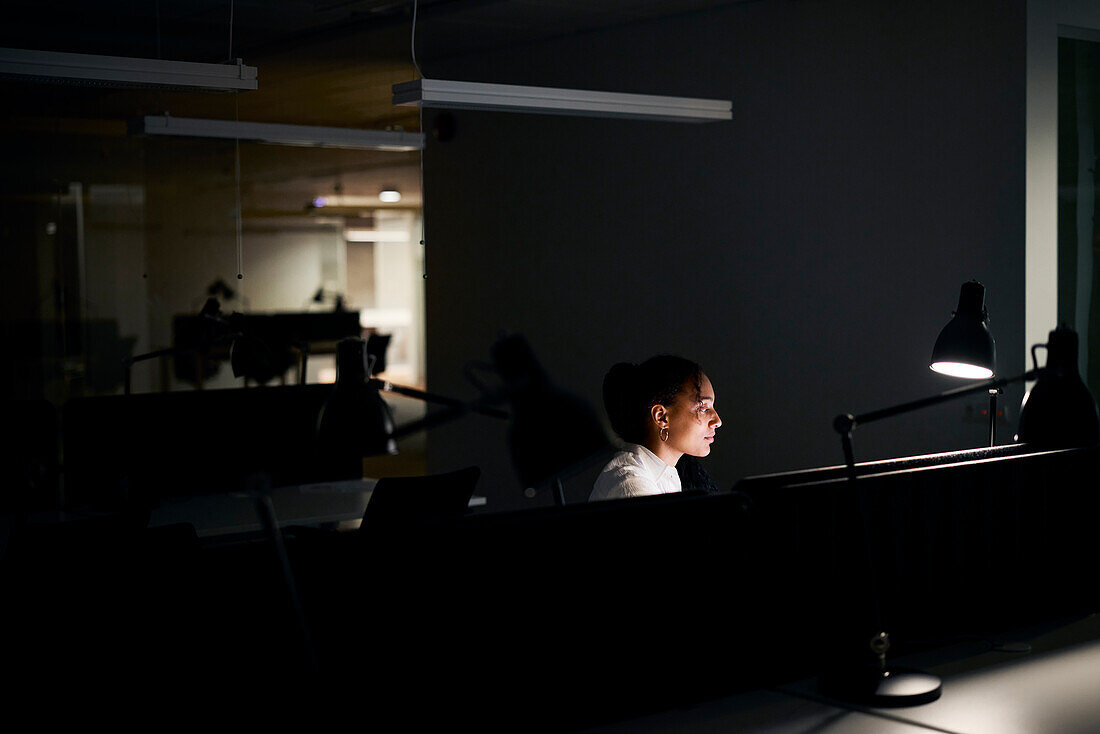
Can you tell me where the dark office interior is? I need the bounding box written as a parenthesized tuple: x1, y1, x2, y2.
(4, 0, 1100, 730)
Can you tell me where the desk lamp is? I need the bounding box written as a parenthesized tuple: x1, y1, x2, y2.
(315, 336, 511, 462)
(829, 324, 1099, 707)
(929, 281, 1000, 445)
(1017, 326, 1100, 446)
(316, 337, 399, 459)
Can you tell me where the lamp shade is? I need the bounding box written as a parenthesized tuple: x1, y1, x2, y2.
(930, 281, 996, 379)
(1016, 326, 1100, 447)
(316, 337, 397, 460)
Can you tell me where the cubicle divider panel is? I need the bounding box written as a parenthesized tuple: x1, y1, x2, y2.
(284, 447, 1100, 725)
(0, 398, 60, 512)
(21, 446, 1091, 718)
(741, 446, 1100, 650)
(286, 490, 807, 726)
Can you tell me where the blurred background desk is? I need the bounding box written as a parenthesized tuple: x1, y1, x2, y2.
(147, 478, 377, 538)
(146, 478, 486, 539)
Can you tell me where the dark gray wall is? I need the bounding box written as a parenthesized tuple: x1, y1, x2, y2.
(420, 0, 1027, 510)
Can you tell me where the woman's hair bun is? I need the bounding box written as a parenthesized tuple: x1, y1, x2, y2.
(601, 355, 703, 444)
(603, 362, 638, 396)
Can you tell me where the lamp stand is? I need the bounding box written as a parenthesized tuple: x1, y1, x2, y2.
(254, 476, 319, 675)
(988, 388, 1002, 446)
(820, 630, 942, 706)
(826, 367, 1040, 706)
(827, 423, 942, 706)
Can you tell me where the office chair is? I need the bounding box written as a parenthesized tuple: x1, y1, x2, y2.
(365, 332, 392, 376)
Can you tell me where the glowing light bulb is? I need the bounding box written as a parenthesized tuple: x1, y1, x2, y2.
(930, 361, 994, 379)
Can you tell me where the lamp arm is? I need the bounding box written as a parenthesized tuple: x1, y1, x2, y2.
(371, 379, 510, 420)
(834, 368, 1041, 436)
(123, 347, 200, 395)
(123, 347, 191, 368)
(388, 394, 510, 442)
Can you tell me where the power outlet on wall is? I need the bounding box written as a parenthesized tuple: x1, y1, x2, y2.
(962, 401, 1012, 426)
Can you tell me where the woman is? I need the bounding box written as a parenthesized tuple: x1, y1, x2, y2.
(589, 355, 722, 501)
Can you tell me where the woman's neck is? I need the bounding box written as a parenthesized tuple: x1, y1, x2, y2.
(643, 438, 682, 467)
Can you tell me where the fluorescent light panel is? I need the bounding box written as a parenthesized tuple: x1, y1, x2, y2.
(0, 47, 257, 91)
(134, 116, 424, 151)
(314, 196, 377, 207)
(393, 79, 731, 122)
(359, 308, 413, 328)
(345, 229, 411, 242)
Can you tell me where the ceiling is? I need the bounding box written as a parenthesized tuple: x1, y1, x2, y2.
(2, 0, 745, 213)
(3, 1, 746, 64)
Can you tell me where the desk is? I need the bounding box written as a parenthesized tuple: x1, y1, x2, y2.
(581, 614, 1100, 734)
(147, 478, 486, 538)
(146, 479, 375, 537)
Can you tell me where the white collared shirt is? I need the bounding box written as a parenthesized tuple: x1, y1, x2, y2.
(589, 443, 682, 501)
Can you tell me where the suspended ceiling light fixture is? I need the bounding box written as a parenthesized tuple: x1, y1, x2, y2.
(131, 115, 424, 151)
(0, 47, 257, 92)
(393, 78, 731, 122)
(312, 193, 406, 209)
(345, 229, 411, 243)
(396, 1, 729, 122)
(313, 195, 379, 208)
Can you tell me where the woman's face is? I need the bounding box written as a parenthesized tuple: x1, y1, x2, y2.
(662, 373, 721, 457)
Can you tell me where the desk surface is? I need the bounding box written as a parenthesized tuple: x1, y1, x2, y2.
(582, 614, 1100, 734)
(147, 478, 486, 538)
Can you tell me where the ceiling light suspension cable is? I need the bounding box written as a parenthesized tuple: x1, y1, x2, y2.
(227, 0, 236, 63)
(412, 0, 427, 279)
(411, 0, 424, 80)
(234, 94, 244, 281)
(229, 0, 243, 280)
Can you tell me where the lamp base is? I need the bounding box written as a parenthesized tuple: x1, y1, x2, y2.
(819, 665, 942, 707)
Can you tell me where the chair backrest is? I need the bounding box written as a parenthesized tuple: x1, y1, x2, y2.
(362, 466, 481, 531)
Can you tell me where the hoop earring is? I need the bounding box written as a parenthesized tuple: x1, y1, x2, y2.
(659, 426, 669, 442)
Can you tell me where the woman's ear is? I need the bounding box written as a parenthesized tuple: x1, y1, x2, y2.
(650, 403, 668, 427)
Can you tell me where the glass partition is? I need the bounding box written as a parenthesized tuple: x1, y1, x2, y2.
(0, 77, 423, 405)
(1058, 36, 1100, 397)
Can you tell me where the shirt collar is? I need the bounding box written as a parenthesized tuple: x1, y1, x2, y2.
(629, 443, 678, 481)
